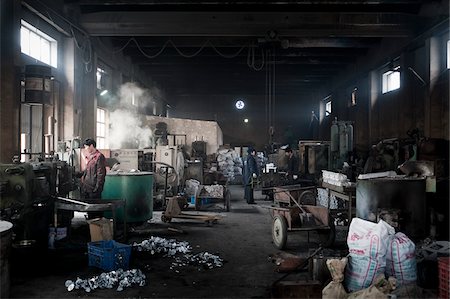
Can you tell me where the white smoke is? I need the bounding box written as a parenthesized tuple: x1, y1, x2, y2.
(108, 83, 158, 149)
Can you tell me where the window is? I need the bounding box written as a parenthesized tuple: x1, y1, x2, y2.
(96, 67, 107, 90)
(21, 20, 57, 68)
(351, 88, 357, 106)
(325, 100, 332, 116)
(96, 108, 107, 149)
(447, 40, 450, 69)
(382, 66, 400, 93)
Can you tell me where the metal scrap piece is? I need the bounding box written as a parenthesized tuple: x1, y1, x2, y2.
(64, 269, 146, 293)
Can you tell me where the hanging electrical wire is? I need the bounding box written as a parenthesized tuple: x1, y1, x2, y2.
(133, 38, 172, 59)
(265, 48, 276, 144)
(247, 43, 265, 71)
(70, 26, 92, 73)
(209, 43, 247, 59)
(107, 37, 248, 60)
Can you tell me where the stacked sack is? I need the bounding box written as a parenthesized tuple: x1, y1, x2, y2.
(345, 218, 417, 292)
(217, 149, 243, 182)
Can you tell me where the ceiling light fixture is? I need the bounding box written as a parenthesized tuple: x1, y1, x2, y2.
(235, 99, 245, 110)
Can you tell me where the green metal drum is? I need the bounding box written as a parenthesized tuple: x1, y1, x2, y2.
(102, 172, 153, 223)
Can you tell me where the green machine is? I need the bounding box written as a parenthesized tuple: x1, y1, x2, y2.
(102, 172, 153, 223)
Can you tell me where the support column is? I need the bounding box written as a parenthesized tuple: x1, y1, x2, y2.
(0, 0, 21, 162)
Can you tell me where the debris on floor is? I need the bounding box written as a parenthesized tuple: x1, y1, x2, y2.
(268, 252, 306, 273)
(133, 236, 224, 272)
(65, 268, 146, 293)
(133, 236, 192, 256)
(171, 251, 224, 271)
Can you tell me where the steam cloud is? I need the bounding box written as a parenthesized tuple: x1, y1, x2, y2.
(108, 82, 159, 149)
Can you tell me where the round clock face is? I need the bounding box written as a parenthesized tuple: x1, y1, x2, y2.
(235, 100, 245, 110)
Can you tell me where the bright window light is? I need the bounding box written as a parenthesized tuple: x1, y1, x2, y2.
(96, 108, 107, 149)
(382, 66, 400, 94)
(447, 40, 450, 69)
(96, 67, 106, 90)
(325, 100, 332, 116)
(351, 88, 357, 106)
(20, 20, 57, 68)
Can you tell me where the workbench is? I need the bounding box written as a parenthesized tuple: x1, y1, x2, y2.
(320, 181, 356, 227)
(54, 197, 127, 240)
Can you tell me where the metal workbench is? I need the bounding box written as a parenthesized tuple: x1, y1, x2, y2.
(320, 181, 356, 227)
(54, 197, 127, 240)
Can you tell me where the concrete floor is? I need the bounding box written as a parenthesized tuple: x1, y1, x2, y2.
(9, 185, 337, 298)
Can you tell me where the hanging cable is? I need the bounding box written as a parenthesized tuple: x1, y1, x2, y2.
(70, 26, 92, 73)
(103, 37, 247, 60)
(265, 49, 269, 140)
(272, 49, 276, 126)
(133, 38, 172, 59)
(209, 43, 247, 58)
(247, 43, 265, 71)
(169, 39, 209, 58)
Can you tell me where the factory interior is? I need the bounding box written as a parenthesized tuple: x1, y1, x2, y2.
(0, 0, 450, 298)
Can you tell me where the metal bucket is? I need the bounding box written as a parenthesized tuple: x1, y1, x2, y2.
(102, 172, 154, 223)
(0, 221, 13, 298)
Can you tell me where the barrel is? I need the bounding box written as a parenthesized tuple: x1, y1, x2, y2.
(102, 172, 153, 223)
(1, 221, 13, 298)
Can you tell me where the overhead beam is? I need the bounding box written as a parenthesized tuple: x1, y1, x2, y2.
(80, 12, 416, 37)
(73, 1, 423, 14)
(108, 36, 378, 48)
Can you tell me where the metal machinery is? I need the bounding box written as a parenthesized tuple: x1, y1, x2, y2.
(0, 157, 76, 248)
(356, 176, 427, 239)
(110, 146, 185, 208)
(330, 118, 354, 171)
(298, 140, 330, 181)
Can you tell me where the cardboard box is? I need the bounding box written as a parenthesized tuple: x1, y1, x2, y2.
(87, 218, 113, 242)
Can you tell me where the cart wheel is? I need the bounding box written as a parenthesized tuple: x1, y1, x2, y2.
(161, 215, 171, 223)
(272, 215, 288, 249)
(225, 190, 231, 212)
(300, 190, 316, 205)
(318, 215, 336, 248)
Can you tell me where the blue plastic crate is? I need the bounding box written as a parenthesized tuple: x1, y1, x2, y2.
(88, 240, 131, 271)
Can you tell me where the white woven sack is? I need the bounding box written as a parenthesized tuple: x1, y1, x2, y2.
(345, 218, 395, 292)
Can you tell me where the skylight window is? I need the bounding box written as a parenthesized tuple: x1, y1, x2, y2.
(325, 99, 332, 116)
(21, 20, 57, 68)
(447, 40, 450, 69)
(382, 66, 400, 94)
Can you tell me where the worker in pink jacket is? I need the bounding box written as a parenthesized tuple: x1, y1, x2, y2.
(80, 138, 106, 200)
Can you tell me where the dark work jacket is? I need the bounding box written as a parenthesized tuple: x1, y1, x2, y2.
(244, 154, 258, 185)
(81, 150, 106, 195)
(286, 155, 299, 176)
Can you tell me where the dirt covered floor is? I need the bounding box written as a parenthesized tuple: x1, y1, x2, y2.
(9, 185, 340, 298)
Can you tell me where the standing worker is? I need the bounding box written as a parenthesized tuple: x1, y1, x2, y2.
(80, 138, 106, 200)
(244, 148, 258, 204)
(284, 146, 299, 183)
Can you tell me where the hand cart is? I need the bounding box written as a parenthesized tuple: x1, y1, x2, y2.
(195, 184, 231, 212)
(268, 185, 335, 249)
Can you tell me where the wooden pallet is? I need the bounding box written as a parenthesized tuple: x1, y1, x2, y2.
(161, 197, 222, 225)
